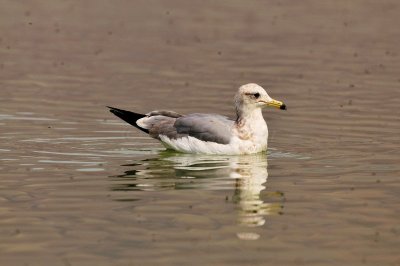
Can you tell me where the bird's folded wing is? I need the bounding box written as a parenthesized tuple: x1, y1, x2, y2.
(131, 111, 234, 145)
(173, 114, 234, 144)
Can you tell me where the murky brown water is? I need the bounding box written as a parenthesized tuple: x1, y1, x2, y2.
(1, 1, 399, 265)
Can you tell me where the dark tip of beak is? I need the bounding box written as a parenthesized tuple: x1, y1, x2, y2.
(280, 104, 287, 110)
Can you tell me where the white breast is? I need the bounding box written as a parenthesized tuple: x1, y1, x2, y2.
(231, 118, 269, 154)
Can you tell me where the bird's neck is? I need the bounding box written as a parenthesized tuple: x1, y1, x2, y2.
(235, 107, 266, 128)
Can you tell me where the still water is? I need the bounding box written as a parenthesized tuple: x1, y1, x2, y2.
(1, 1, 399, 265)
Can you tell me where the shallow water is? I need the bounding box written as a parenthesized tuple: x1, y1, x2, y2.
(1, 1, 400, 265)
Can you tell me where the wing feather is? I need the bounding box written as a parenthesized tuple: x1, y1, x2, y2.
(174, 114, 233, 144)
(109, 107, 233, 145)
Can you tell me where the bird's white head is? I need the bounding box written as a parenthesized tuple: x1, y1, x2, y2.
(234, 83, 286, 118)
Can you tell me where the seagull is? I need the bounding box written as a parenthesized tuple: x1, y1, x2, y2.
(108, 83, 286, 155)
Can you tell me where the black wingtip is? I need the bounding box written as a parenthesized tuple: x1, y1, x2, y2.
(107, 106, 121, 113)
(106, 106, 149, 134)
(107, 106, 119, 116)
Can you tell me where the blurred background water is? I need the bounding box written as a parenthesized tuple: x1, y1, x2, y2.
(0, 1, 399, 265)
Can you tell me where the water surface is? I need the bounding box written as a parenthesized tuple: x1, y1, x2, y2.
(1, 1, 399, 265)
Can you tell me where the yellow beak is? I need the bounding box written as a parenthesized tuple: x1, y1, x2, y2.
(266, 99, 286, 110)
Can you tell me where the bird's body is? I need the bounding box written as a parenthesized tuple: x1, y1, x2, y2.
(108, 83, 285, 155)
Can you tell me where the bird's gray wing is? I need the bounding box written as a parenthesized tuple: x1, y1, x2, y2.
(146, 110, 183, 118)
(110, 108, 234, 145)
(146, 116, 179, 139)
(140, 110, 182, 139)
(173, 113, 234, 144)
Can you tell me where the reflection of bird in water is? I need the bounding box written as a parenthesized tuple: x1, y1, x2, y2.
(108, 83, 286, 155)
(231, 155, 270, 227)
(227, 155, 283, 240)
(110, 152, 284, 240)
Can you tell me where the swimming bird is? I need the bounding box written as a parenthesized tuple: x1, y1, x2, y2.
(108, 83, 286, 155)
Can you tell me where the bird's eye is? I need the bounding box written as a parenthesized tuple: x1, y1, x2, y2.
(253, 93, 260, 99)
